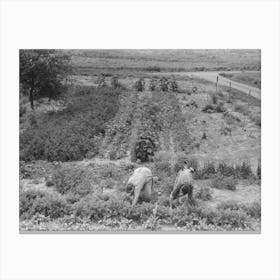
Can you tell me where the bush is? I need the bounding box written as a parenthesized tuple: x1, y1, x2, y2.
(170, 203, 251, 229)
(149, 79, 157, 91)
(172, 205, 194, 226)
(215, 209, 248, 228)
(220, 126, 232, 136)
(64, 192, 81, 204)
(195, 162, 216, 179)
(168, 78, 178, 92)
(52, 166, 93, 197)
(96, 74, 106, 88)
(218, 200, 260, 219)
(243, 201, 261, 218)
(45, 178, 54, 187)
(235, 162, 253, 179)
(159, 77, 168, 92)
(134, 78, 145, 91)
(195, 187, 213, 201)
(217, 200, 241, 211)
(212, 94, 218, 104)
(20, 87, 120, 162)
(73, 195, 158, 223)
(215, 102, 226, 113)
(224, 111, 241, 124)
(134, 137, 155, 162)
(202, 104, 215, 113)
(157, 195, 171, 207)
(110, 76, 121, 89)
(20, 189, 69, 219)
(211, 174, 237, 191)
(72, 195, 123, 221)
(172, 204, 218, 227)
(217, 162, 236, 177)
(202, 102, 226, 114)
(98, 164, 120, 179)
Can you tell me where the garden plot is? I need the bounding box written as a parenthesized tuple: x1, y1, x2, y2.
(19, 50, 261, 232)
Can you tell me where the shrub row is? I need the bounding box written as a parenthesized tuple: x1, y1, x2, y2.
(19, 188, 260, 230)
(20, 86, 121, 162)
(154, 152, 255, 180)
(170, 203, 251, 229)
(196, 161, 254, 180)
(19, 189, 69, 220)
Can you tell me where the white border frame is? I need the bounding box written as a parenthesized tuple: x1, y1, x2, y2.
(1, 0, 280, 279)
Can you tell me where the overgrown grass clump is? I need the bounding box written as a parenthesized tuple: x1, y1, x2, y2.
(20, 86, 121, 162)
(217, 200, 261, 218)
(73, 196, 157, 223)
(52, 166, 93, 197)
(211, 174, 237, 191)
(195, 187, 213, 201)
(170, 203, 250, 229)
(20, 189, 69, 219)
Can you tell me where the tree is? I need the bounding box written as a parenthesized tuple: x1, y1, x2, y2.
(20, 50, 71, 109)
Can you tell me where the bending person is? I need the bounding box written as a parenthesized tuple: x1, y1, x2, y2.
(126, 167, 158, 206)
(170, 164, 195, 209)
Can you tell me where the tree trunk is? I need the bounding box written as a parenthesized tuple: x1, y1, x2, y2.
(29, 85, 34, 110)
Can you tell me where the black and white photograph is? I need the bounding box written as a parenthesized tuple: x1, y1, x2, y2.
(1, 1, 280, 279)
(19, 49, 261, 232)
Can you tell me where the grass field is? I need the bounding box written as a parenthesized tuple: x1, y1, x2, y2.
(219, 71, 261, 89)
(64, 49, 261, 75)
(19, 50, 261, 232)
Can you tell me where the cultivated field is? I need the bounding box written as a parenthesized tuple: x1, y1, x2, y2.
(19, 50, 261, 232)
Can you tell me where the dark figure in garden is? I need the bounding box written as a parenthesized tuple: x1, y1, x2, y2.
(170, 164, 195, 209)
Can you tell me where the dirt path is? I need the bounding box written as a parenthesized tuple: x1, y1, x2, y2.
(151, 71, 261, 100)
(190, 71, 261, 99)
(169, 133, 176, 173)
(129, 92, 141, 161)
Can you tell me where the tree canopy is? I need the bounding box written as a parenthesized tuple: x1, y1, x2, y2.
(20, 50, 71, 109)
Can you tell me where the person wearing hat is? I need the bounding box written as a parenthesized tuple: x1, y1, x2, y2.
(169, 161, 195, 209)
